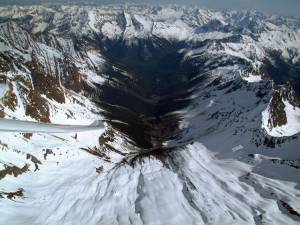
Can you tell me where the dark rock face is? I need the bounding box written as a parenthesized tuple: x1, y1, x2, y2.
(264, 50, 300, 100)
(268, 91, 287, 128)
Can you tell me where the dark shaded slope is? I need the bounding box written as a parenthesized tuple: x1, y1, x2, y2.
(93, 39, 204, 149)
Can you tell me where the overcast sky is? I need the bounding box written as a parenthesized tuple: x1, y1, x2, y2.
(1, 0, 299, 16)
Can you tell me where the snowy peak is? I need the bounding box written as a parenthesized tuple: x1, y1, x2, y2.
(0, 4, 300, 134)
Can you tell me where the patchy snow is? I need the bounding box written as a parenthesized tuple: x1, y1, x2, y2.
(0, 40, 31, 61)
(82, 69, 105, 86)
(262, 100, 300, 137)
(37, 43, 62, 59)
(87, 50, 104, 66)
(206, 99, 215, 108)
(56, 37, 79, 59)
(232, 145, 244, 152)
(152, 20, 192, 41)
(0, 41, 11, 52)
(134, 15, 153, 33)
(197, 31, 233, 42)
(0, 83, 7, 98)
(88, 10, 99, 33)
(155, 7, 183, 20)
(242, 74, 263, 83)
(259, 28, 300, 61)
(47, 94, 102, 125)
(32, 22, 48, 34)
(101, 22, 122, 39)
(74, 50, 106, 86)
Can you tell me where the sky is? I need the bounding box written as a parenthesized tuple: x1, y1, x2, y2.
(0, 0, 299, 16)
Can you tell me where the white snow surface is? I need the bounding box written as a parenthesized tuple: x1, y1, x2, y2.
(0, 140, 299, 225)
(88, 11, 99, 33)
(101, 21, 123, 39)
(0, 83, 6, 98)
(242, 74, 263, 83)
(32, 22, 48, 34)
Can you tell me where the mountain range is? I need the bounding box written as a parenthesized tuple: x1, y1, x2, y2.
(0, 4, 300, 225)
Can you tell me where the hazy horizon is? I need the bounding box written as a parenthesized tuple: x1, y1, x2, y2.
(0, 0, 299, 17)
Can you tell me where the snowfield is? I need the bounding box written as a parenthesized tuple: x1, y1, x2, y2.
(0, 136, 299, 225)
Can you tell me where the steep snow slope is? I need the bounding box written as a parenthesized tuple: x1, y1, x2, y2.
(0, 4, 300, 225)
(263, 99, 300, 137)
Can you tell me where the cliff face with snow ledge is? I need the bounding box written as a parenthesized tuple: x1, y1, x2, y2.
(262, 85, 300, 137)
(0, 4, 300, 225)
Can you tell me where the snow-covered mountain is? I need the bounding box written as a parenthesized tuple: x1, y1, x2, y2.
(0, 4, 300, 225)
